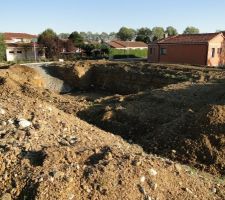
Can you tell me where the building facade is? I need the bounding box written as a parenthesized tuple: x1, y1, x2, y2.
(148, 33, 225, 67)
(3, 32, 45, 62)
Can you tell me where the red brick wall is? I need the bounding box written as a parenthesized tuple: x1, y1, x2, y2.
(157, 44, 208, 65)
(148, 44, 159, 63)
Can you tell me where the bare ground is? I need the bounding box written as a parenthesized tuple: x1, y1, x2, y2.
(0, 63, 225, 200)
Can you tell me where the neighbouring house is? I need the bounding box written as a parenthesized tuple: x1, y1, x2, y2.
(108, 40, 148, 50)
(148, 33, 225, 67)
(3, 32, 45, 62)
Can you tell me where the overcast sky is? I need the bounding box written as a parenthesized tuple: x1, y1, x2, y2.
(1, 0, 225, 34)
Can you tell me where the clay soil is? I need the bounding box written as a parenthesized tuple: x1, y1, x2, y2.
(0, 63, 225, 200)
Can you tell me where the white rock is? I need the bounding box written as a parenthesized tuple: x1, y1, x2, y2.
(0, 108, 6, 115)
(8, 119, 14, 125)
(18, 119, 32, 128)
(172, 149, 176, 153)
(47, 107, 52, 112)
(149, 168, 157, 176)
(212, 188, 217, 193)
(140, 176, 146, 183)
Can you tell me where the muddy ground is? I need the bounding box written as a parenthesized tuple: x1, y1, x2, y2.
(0, 62, 225, 200)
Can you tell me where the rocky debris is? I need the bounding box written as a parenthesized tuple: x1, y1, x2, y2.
(149, 168, 157, 176)
(0, 108, 6, 115)
(18, 118, 32, 129)
(140, 176, 146, 183)
(0, 64, 224, 200)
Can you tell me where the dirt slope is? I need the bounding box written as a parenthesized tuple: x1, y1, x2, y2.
(0, 65, 224, 199)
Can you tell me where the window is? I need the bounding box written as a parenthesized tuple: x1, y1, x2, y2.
(17, 51, 22, 54)
(217, 48, 222, 54)
(160, 48, 167, 55)
(9, 51, 14, 54)
(212, 48, 215, 57)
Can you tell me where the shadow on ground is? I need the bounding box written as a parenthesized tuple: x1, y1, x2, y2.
(77, 81, 225, 176)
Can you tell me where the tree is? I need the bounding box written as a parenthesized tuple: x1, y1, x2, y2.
(166, 26, 178, 36)
(58, 33, 70, 40)
(0, 33, 6, 61)
(135, 27, 152, 43)
(100, 43, 110, 55)
(68, 31, 84, 47)
(38, 28, 62, 59)
(109, 32, 116, 41)
(80, 43, 95, 56)
(183, 26, 200, 34)
(100, 32, 109, 42)
(80, 32, 88, 41)
(117, 27, 136, 41)
(152, 27, 165, 41)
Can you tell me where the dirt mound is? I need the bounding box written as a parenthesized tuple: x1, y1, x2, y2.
(0, 65, 224, 199)
(77, 81, 225, 176)
(181, 105, 225, 174)
(7, 65, 45, 88)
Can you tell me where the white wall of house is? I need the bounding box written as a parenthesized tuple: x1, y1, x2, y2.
(6, 47, 45, 62)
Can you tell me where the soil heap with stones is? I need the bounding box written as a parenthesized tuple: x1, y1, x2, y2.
(0, 63, 224, 200)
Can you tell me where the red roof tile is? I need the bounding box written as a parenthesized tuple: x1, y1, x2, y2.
(156, 33, 222, 44)
(3, 32, 37, 40)
(108, 40, 147, 48)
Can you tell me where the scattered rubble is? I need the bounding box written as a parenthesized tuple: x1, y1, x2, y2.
(0, 63, 224, 199)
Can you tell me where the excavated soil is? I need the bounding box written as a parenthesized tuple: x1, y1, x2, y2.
(47, 61, 225, 176)
(0, 63, 225, 200)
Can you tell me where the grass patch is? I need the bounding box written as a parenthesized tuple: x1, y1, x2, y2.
(110, 48, 147, 59)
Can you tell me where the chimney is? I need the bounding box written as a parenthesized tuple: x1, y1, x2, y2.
(164, 33, 168, 38)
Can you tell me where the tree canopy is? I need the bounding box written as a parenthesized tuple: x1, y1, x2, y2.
(166, 26, 178, 36)
(135, 28, 152, 43)
(38, 29, 62, 59)
(183, 26, 200, 34)
(116, 27, 136, 41)
(152, 27, 165, 41)
(0, 33, 6, 61)
(58, 33, 70, 40)
(68, 31, 84, 46)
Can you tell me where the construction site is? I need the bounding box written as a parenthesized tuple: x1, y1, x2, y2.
(0, 61, 225, 200)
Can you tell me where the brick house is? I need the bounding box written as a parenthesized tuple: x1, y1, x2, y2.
(3, 32, 45, 62)
(148, 33, 225, 67)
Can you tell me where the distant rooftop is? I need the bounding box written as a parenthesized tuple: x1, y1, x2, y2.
(108, 40, 148, 48)
(3, 32, 37, 40)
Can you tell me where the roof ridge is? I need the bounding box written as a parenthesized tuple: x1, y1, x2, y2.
(180, 32, 219, 36)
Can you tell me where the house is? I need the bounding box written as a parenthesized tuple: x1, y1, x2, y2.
(3, 32, 45, 62)
(148, 33, 225, 67)
(108, 40, 148, 50)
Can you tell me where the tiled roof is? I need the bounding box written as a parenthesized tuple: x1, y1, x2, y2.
(3, 32, 37, 40)
(108, 40, 148, 48)
(156, 33, 222, 44)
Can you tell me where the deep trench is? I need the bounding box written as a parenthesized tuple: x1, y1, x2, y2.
(26, 63, 225, 176)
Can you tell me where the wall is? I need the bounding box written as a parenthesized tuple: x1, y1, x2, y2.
(158, 43, 208, 66)
(148, 44, 159, 63)
(6, 47, 45, 62)
(207, 34, 225, 66)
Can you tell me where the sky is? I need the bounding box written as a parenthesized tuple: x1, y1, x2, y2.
(1, 0, 225, 35)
